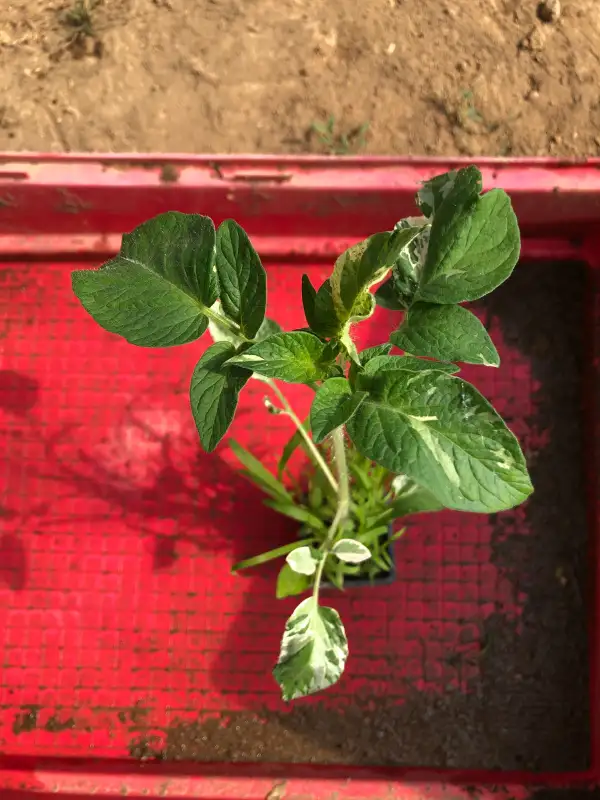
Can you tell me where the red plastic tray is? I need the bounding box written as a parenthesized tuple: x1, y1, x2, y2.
(1, 155, 600, 799)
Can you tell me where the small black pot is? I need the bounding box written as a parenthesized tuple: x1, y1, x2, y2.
(322, 525, 397, 590)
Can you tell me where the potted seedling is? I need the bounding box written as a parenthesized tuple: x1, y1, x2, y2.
(71, 165, 533, 701)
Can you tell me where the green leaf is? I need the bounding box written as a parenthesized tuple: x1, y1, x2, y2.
(362, 354, 459, 378)
(348, 343, 391, 378)
(417, 173, 520, 304)
(264, 499, 326, 532)
(276, 564, 311, 599)
(208, 301, 282, 349)
(190, 342, 251, 452)
(359, 343, 394, 364)
(310, 378, 368, 443)
(229, 439, 292, 502)
(226, 331, 329, 384)
(273, 598, 348, 701)
(332, 538, 372, 564)
(71, 212, 217, 347)
(330, 227, 421, 327)
(347, 370, 533, 513)
(390, 475, 444, 517)
(216, 220, 267, 338)
(390, 303, 500, 367)
(348, 343, 393, 387)
(301, 277, 341, 339)
(374, 277, 406, 310)
(416, 167, 481, 218)
(232, 539, 315, 572)
(277, 418, 314, 480)
(387, 217, 432, 311)
(301, 274, 317, 328)
(286, 546, 318, 576)
(390, 526, 407, 542)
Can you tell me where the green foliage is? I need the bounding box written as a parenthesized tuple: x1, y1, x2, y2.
(70, 164, 532, 704)
(216, 220, 267, 338)
(390, 303, 500, 367)
(190, 342, 251, 452)
(72, 212, 218, 347)
(418, 171, 520, 304)
(273, 598, 348, 701)
(347, 369, 532, 513)
(310, 378, 367, 443)
(226, 331, 332, 384)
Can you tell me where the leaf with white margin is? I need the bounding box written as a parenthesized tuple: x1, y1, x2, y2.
(273, 597, 348, 701)
(331, 538, 372, 564)
(347, 369, 533, 513)
(286, 546, 318, 576)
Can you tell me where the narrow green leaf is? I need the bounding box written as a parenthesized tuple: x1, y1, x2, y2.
(416, 167, 481, 218)
(359, 525, 391, 546)
(229, 439, 292, 501)
(347, 369, 533, 513)
(391, 303, 500, 367)
(276, 564, 311, 599)
(277, 418, 314, 480)
(226, 331, 329, 384)
(273, 598, 348, 701)
(264, 499, 326, 532)
(332, 538, 372, 564)
(390, 526, 407, 542)
(233, 539, 315, 572)
(390, 475, 444, 517)
(71, 212, 217, 347)
(216, 220, 267, 338)
(418, 171, 520, 304)
(190, 342, 251, 452)
(301, 274, 317, 329)
(310, 378, 367, 443)
(286, 546, 318, 576)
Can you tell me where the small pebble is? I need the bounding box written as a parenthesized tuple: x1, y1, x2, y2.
(537, 0, 561, 23)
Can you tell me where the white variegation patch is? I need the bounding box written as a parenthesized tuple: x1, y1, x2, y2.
(273, 598, 348, 701)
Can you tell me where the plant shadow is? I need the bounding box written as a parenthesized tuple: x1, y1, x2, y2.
(0, 368, 42, 590)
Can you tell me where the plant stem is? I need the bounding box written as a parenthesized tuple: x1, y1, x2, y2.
(204, 305, 248, 340)
(332, 426, 350, 529)
(265, 379, 338, 495)
(312, 425, 351, 603)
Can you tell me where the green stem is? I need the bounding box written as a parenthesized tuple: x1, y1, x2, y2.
(332, 426, 350, 529)
(266, 379, 338, 495)
(312, 425, 351, 603)
(204, 305, 248, 340)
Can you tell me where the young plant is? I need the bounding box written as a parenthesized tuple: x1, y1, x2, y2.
(71, 165, 533, 701)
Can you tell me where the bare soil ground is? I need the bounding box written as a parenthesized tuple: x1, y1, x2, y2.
(0, 0, 599, 157)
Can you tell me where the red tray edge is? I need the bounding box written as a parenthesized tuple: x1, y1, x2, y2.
(1, 154, 599, 798)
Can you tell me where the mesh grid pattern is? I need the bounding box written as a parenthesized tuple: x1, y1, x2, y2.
(0, 260, 566, 759)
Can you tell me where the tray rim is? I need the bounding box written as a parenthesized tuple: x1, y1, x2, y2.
(1, 153, 599, 798)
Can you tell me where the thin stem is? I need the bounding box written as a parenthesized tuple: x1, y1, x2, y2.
(312, 425, 351, 603)
(265, 379, 338, 495)
(332, 426, 350, 528)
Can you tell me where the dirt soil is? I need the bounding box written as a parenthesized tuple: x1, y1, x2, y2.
(127, 261, 590, 770)
(1, 0, 599, 156)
